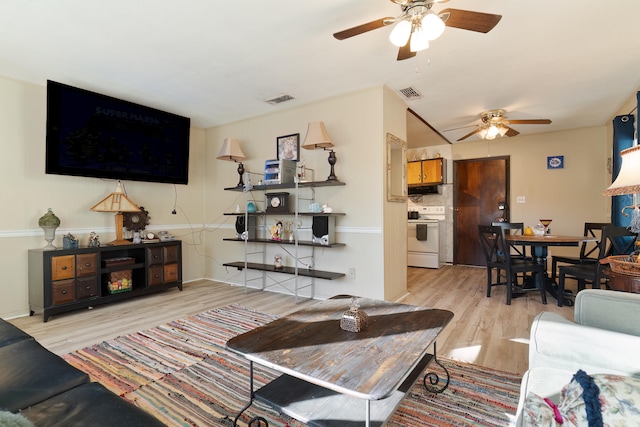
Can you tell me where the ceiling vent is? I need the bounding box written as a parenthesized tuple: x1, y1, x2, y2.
(266, 94, 295, 105)
(398, 87, 423, 100)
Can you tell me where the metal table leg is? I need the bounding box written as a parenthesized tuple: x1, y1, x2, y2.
(423, 342, 450, 394)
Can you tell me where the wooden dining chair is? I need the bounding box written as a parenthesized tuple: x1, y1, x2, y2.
(478, 225, 547, 306)
(550, 222, 610, 282)
(556, 226, 637, 307)
(491, 222, 531, 261)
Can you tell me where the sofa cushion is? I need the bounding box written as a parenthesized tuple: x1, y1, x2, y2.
(0, 339, 89, 412)
(0, 411, 34, 427)
(0, 319, 33, 348)
(522, 371, 640, 426)
(19, 382, 165, 427)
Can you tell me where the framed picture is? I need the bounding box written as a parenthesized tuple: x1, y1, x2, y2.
(277, 133, 300, 161)
(547, 155, 564, 169)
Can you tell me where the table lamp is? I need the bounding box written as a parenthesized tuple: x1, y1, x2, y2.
(302, 121, 337, 181)
(90, 181, 141, 245)
(604, 145, 640, 233)
(217, 138, 247, 187)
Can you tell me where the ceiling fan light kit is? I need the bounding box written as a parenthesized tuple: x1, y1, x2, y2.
(334, 0, 502, 61)
(457, 109, 552, 141)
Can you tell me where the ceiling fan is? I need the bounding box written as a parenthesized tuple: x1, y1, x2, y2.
(333, 0, 502, 61)
(457, 109, 552, 141)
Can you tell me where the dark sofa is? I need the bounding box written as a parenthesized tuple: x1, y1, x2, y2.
(0, 318, 165, 426)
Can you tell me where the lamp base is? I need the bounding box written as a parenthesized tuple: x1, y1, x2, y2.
(327, 150, 337, 181)
(237, 162, 245, 187)
(104, 239, 133, 246)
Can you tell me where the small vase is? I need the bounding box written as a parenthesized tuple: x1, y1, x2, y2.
(41, 225, 58, 250)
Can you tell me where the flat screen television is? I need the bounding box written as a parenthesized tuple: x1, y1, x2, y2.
(46, 80, 190, 184)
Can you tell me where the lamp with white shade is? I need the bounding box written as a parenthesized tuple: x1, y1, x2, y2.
(604, 145, 640, 233)
(302, 122, 337, 181)
(90, 181, 141, 245)
(217, 138, 246, 187)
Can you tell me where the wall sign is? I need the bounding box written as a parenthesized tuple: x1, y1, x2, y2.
(547, 155, 564, 169)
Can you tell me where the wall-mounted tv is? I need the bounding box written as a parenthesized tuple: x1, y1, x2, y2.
(46, 80, 190, 184)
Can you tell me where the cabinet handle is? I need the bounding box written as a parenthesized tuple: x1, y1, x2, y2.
(61, 266, 67, 270)
(85, 263, 91, 267)
(61, 290, 67, 294)
(85, 286, 90, 290)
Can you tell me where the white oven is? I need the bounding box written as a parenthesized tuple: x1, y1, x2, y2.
(407, 206, 445, 269)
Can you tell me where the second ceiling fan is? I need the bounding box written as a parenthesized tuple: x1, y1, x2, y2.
(333, 0, 502, 61)
(457, 109, 552, 141)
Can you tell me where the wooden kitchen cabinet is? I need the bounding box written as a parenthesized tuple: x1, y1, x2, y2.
(408, 158, 444, 185)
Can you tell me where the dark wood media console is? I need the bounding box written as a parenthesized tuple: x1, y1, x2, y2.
(28, 241, 182, 322)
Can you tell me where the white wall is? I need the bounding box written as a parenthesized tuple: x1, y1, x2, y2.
(204, 87, 396, 301)
(0, 76, 207, 318)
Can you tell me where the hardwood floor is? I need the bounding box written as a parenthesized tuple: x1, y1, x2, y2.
(9, 265, 576, 376)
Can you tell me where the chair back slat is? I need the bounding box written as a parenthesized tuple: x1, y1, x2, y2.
(581, 222, 611, 259)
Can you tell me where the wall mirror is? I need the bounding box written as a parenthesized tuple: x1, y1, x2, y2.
(387, 133, 407, 202)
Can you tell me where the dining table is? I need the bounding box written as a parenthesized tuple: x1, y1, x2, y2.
(505, 234, 598, 305)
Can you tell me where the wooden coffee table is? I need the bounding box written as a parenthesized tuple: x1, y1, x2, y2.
(226, 295, 454, 427)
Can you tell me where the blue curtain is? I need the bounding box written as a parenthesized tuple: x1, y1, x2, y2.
(611, 113, 635, 227)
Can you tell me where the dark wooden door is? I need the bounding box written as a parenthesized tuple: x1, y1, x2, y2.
(453, 156, 509, 266)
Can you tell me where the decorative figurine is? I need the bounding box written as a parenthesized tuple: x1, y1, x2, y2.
(63, 233, 78, 249)
(270, 220, 283, 241)
(322, 204, 333, 213)
(274, 253, 283, 269)
(132, 232, 142, 244)
(89, 231, 101, 247)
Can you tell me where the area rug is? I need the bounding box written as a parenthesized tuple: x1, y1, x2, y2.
(63, 304, 520, 426)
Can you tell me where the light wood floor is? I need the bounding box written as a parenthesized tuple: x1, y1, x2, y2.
(9, 265, 576, 376)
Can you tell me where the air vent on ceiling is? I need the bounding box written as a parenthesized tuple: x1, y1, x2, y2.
(266, 94, 295, 105)
(398, 87, 423, 100)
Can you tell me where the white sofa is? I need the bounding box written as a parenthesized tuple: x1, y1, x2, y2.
(515, 289, 640, 425)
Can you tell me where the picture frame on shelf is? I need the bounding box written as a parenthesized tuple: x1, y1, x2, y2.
(277, 133, 300, 162)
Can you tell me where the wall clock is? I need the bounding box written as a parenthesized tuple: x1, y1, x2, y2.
(123, 206, 150, 231)
(266, 192, 290, 213)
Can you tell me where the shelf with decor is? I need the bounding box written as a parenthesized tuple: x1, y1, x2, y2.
(223, 180, 346, 301)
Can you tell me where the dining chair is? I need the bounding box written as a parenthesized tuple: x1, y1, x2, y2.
(478, 225, 547, 306)
(557, 226, 637, 307)
(491, 222, 531, 261)
(550, 222, 610, 282)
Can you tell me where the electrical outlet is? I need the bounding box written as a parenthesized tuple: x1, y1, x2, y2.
(348, 268, 356, 279)
(516, 196, 526, 204)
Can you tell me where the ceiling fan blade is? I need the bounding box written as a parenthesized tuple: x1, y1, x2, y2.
(505, 127, 520, 137)
(508, 119, 552, 125)
(457, 128, 482, 141)
(440, 8, 502, 33)
(397, 37, 416, 61)
(333, 17, 393, 40)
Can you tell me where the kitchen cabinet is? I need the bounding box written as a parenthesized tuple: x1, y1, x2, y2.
(408, 158, 444, 185)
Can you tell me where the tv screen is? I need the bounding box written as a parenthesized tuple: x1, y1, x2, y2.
(46, 80, 190, 184)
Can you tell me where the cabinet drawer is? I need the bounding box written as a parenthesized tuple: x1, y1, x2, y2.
(51, 255, 75, 281)
(76, 253, 98, 277)
(164, 246, 179, 263)
(76, 277, 98, 299)
(52, 279, 75, 305)
(148, 266, 163, 286)
(164, 263, 179, 283)
(147, 247, 163, 265)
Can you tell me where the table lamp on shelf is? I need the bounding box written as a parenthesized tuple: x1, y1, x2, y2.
(302, 121, 337, 181)
(217, 137, 246, 187)
(604, 145, 640, 233)
(90, 181, 141, 245)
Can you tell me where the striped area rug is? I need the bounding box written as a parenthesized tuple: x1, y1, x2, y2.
(63, 304, 520, 426)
